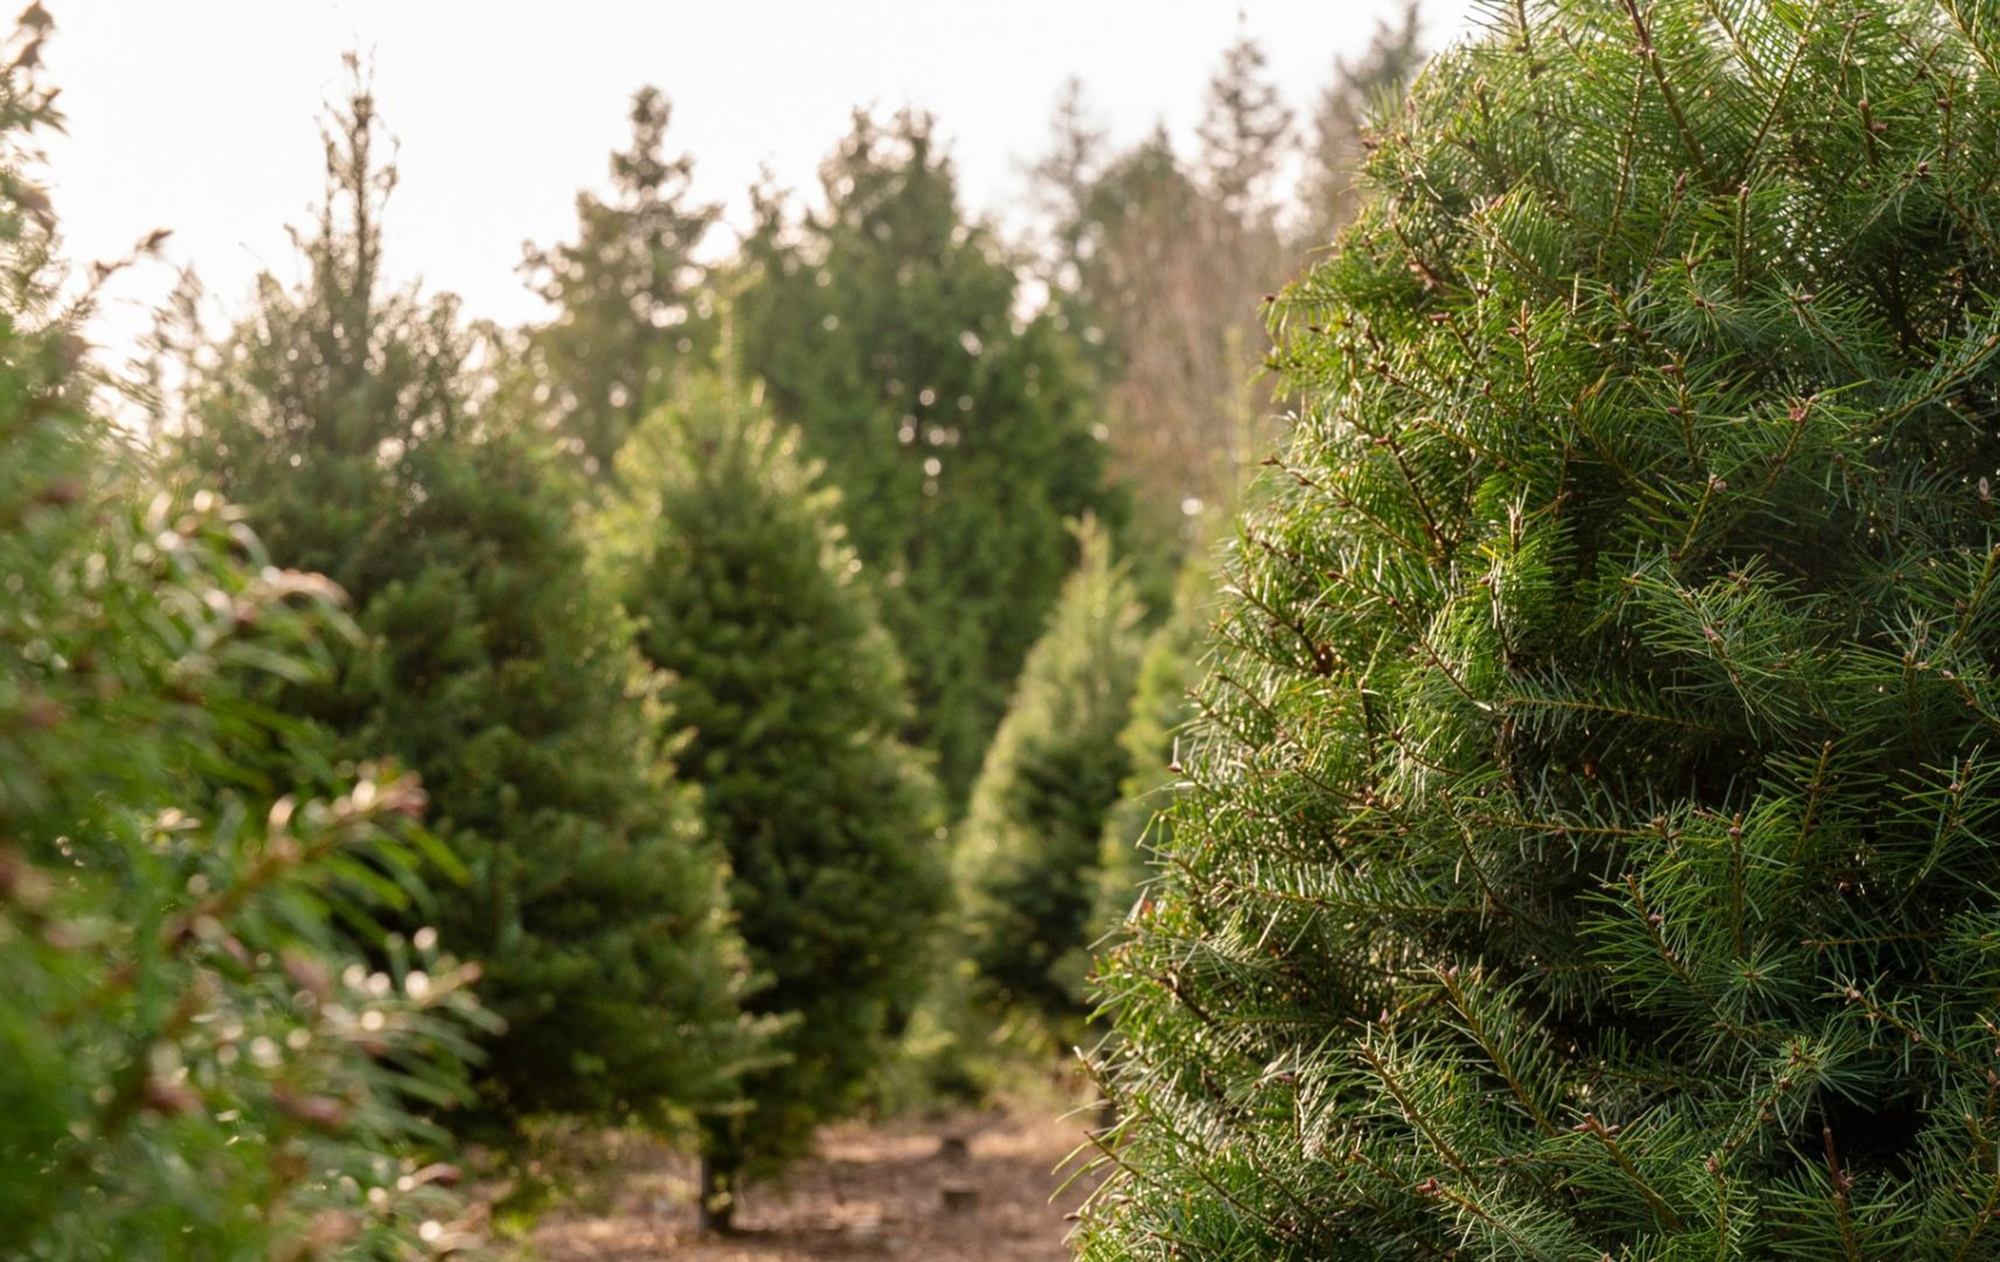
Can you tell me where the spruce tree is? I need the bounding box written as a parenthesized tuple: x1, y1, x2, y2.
(960, 518, 1146, 1027)
(603, 372, 946, 1221)
(0, 21, 485, 1253)
(175, 79, 756, 1129)
(1080, 1, 2000, 1256)
(736, 109, 1115, 804)
(521, 86, 718, 478)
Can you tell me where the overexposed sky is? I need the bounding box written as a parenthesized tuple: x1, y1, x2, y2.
(42, 1, 1480, 365)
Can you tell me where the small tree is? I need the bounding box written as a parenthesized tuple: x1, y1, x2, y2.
(1080, 2, 2000, 1257)
(176, 77, 757, 1129)
(604, 372, 946, 1225)
(959, 519, 1146, 1027)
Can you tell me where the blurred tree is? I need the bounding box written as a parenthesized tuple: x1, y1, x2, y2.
(1195, 30, 1295, 226)
(174, 76, 760, 1130)
(959, 518, 1145, 1026)
(1298, 2, 1425, 249)
(1029, 35, 1297, 589)
(1092, 551, 1217, 934)
(736, 109, 1116, 807)
(0, 18, 487, 1254)
(521, 86, 719, 479)
(604, 371, 946, 1226)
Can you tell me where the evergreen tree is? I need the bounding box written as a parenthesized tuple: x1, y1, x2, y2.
(1299, 1, 1426, 249)
(1031, 36, 1296, 583)
(1080, 2, 2000, 1256)
(737, 109, 1115, 805)
(1092, 554, 1216, 934)
(960, 518, 1146, 1026)
(175, 78, 757, 1129)
(521, 86, 719, 478)
(1195, 29, 1295, 226)
(0, 19, 486, 1253)
(604, 372, 947, 1222)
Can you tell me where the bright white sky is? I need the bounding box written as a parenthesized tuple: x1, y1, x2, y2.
(42, 1, 1481, 366)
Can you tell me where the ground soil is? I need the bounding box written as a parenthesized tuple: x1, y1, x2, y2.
(527, 1105, 1102, 1261)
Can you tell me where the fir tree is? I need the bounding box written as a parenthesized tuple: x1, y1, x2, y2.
(1080, 2, 2000, 1257)
(737, 109, 1115, 805)
(960, 518, 1146, 1026)
(521, 86, 719, 478)
(0, 20, 485, 1253)
(175, 78, 757, 1128)
(604, 372, 947, 1223)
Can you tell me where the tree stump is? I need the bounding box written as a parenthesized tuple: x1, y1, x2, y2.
(937, 1134, 970, 1162)
(941, 1183, 979, 1214)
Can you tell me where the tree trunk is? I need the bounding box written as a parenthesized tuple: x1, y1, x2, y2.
(696, 1150, 736, 1235)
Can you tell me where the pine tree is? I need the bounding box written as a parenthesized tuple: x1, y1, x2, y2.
(521, 86, 719, 478)
(1, 19, 485, 1253)
(1080, 2, 2000, 1256)
(736, 109, 1115, 805)
(604, 372, 947, 1222)
(175, 78, 757, 1129)
(960, 518, 1146, 1027)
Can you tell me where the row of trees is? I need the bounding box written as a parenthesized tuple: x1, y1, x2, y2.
(6, 4, 1427, 1251)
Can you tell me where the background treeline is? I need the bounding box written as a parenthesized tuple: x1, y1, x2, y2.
(2, 3, 1423, 1253)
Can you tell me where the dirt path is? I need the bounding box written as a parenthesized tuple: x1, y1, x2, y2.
(528, 1106, 1100, 1260)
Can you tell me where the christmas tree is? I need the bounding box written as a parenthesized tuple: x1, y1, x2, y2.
(1080, 1, 2000, 1255)
(1, 20, 485, 1253)
(960, 518, 1146, 1027)
(521, 86, 719, 479)
(175, 77, 758, 1129)
(736, 109, 1115, 804)
(604, 370, 946, 1225)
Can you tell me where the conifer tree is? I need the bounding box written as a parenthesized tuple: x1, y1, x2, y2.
(1195, 29, 1295, 226)
(1081, 2, 2000, 1256)
(175, 78, 756, 1129)
(1092, 554, 1216, 933)
(736, 109, 1115, 804)
(0, 21, 486, 1253)
(522, 86, 718, 478)
(1030, 38, 1292, 584)
(604, 372, 946, 1223)
(960, 519, 1146, 1026)
(1299, 1, 1425, 249)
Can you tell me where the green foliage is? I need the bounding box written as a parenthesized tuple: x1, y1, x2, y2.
(0, 22, 487, 1254)
(1079, 1, 2000, 1256)
(1092, 553, 1216, 933)
(604, 373, 946, 1185)
(521, 86, 718, 478)
(737, 109, 1116, 804)
(960, 519, 1146, 1027)
(175, 81, 757, 1130)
